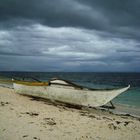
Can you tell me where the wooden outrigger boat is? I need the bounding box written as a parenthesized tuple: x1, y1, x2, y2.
(13, 78, 130, 108)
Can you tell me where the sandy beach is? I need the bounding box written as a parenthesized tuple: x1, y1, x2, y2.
(0, 86, 140, 140)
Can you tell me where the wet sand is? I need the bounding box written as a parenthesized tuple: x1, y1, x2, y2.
(0, 86, 140, 140)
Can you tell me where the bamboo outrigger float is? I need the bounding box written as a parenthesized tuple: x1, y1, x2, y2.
(13, 78, 130, 108)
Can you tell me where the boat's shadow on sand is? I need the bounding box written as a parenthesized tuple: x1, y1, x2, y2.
(22, 94, 138, 119)
(28, 95, 83, 110)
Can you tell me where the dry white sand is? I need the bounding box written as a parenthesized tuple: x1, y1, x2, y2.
(0, 86, 140, 140)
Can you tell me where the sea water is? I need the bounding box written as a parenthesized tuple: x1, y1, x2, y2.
(0, 72, 140, 115)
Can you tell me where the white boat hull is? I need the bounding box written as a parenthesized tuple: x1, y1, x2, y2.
(13, 80, 130, 107)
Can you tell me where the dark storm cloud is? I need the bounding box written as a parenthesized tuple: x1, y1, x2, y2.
(0, 0, 140, 71)
(0, 0, 140, 39)
(80, 0, 140, 27)
(0, 0, 103, 29)
(77, 0, 140, 39)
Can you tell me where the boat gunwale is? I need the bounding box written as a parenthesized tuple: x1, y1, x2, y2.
(13, 79, 130, 92)
(48, 78, 130, 91)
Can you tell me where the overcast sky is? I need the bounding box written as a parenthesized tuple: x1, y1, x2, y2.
(0, 0, 140, 72)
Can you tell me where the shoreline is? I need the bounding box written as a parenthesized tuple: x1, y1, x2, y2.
(0, 86, 140, 140)
(111, 103, 140, 118)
